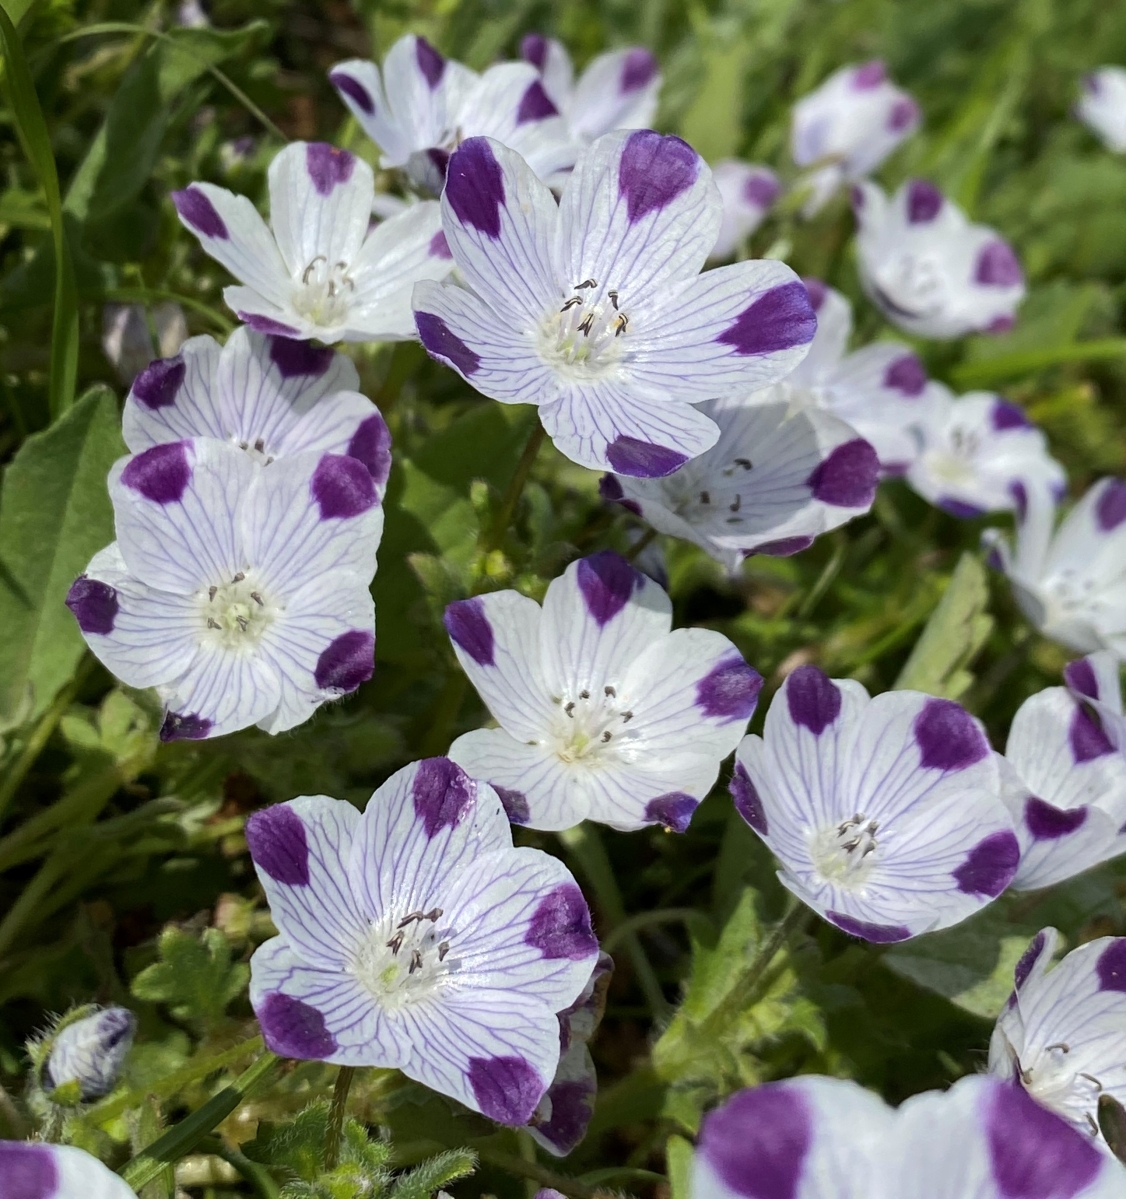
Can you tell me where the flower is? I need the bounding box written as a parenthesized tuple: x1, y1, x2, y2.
(172, 141, 453, 343)
(413, 131, 817, 477)
(1000, 679, 1126, 890)
(529, 951, 613, 1156)
(44, 1007, 136, 1101)
(991, 928, 1126, 1142)
(693, 1072, 1126, 1199)
(983, 477, 1126, 657)
(66, 439, 382, 741)
(709, 161, 780, 260)
(853, 179, 1025, 339)
(904, 387, 1065, 519)
(599, 395, 878, 571)
(0, 1142, 138, 1199)
(790, 60, 920, 214)
(1077, 68, 1126, 154)
(1066, 650, 1126, 747)
(330, 36, 576, 194)
(731, 665, 1018, 942)
(245, 757, 599, 1126)
(520, 34, 661, 144)
(123, 327, 391, 489)
(445, 551, 762, 832)
(102, 301, 187, 386)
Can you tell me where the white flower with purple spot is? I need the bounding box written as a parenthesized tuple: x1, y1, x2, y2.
(45, 1007, 136, 1101)
(709, 161, 781, 260)
(172, 141, 452, 343)
(984, 477, 1126, 658)
(0, 1142, 139, 1199)
(66, 439, 382, 741)
(412, 131, 817, 477)
(444, 551, 762, 832)
(790, 60, 920, 215)
(330, 36, 576, 194)
(245, 757, 599, 1126)
(1000, 677, 1126, 891)
(123, 328, 390, 489)
(1077, 68, 1126, 154)
(853, 179, 1025, 339)
(731, 665, 1019, 943)
(519, 34, 661, 144)
(991, 928, 1126, 1142)
(599, 396, 878, 571)
(693, 1072, 1126, 1199)
(905, 386, 1065, 519)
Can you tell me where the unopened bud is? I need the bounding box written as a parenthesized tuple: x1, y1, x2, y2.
(45, 1007, 137, 1101)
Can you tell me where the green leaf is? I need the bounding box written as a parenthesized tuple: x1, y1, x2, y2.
(0, 385, 125, 724)
(894, 552, 993, 700)
(677, 26, 749, 163)
(388, 1148, 476, 1199)
(130, 926, 249, 1030)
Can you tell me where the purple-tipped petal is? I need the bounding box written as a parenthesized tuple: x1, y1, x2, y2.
(306, 143, 355, 195)
(415, 36, 446, 89)
(1064, 658, 1099, 700)
(1014, 931, 1046, 990)
(730, 762, 767, 834)
(445, 138, 505, 239)
(121, 441, 192, 504)
(311, 454, 377, 520)
(495, 786, 530, 825)
(412, 757, 474, 837)
(752, 536, 814, 557)
(258, 992, 337, 1059)
(807, 439, 878, 508)
(852, 59, 887, 89)
(696, 656, 762, 721)
(888, 97, 919, 131)
(330, 71, 374, 114)
(576, 551, 641, 627)
(315, 629, 375, 693)
(883, 353, 927, 397)
(240, 313, 301, 337)
(716, 281, 817, 357)
(1010, 480, 1028, 521)
(606, 436, 688, 478)
(785, 665, 841, 735)
(517, 80, 558, 124)
(133, 356, 185, 409)
(618, 131, 699, 224)
(416, 311, 482, 376)
(66, 576, 119, 635)
(914, 698, 989, 771)
(1069, 706, 1114, 762)
(172, 186, 228, 238)
(906, 180, 943, 223)
(469, 1055, 544, 1125)
(1096, 479, 1126, 531)
(444, 597, 495, 666)
(246, 805, 310, 885)
(159, 711, 212, 742)
(429, 230, 453, 259)
(991, 399, 1032, 431)
(0, 1143, 57, 1199)
(269, 337, 334, 379)
(1097, 941, 1126, 992)
(620, 48, 658, 92)
(937, 497, 986, 520)
(521, 33, 548, 70)
(698, 1082, 811, 1199)
(802, 277, 827, 312)
(976, 240, 1023, 287)
(644, 792, 699, 833)
(827, 912, 913, 942)
(1025, 797, 1088, 841)
(527, 883, 598, 961)
(743, 172, 780, 208)
(535, 1078, 595, 1156)
(346, 414, 392, 486)
(953, 831, 1019, 897)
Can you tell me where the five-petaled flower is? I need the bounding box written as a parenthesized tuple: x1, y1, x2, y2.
(731, 665, 1019, 942)
(444, 551, 762, 832)
(0, 1141, 139, 1199)
(123, 327, 391, 488)
(173, 141, 453, 342)
(245, 757, 600, 1126)
(853, 179, 1025, 339)
(991, 928, 1126, 1143)
(1077, 67, 1126, 154)
(412, 130, 817, 477)
(66, 439, 382, 741)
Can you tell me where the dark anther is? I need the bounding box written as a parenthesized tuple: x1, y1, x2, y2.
(601, 731, 612, 743)
(254, 438, 265, 453)
(578, 313, 594, 336)
(386, 931, 404, 954)
(560, 296, 583, 312)
(580, 689, 590, 699)
(1080, 1073, 1104, 1090)
(608, 290, 619, 309)
(207, 618, 221, 629)
(1046, 1043, 1071, 1054)
(232, 572, 245, 583)
(302, 256, 326, 284)
(409, 950, 423, 974)
(614, 313, 628, 336)
(604, 686, 616, 697)
(730, 495, 742, 513)
(425, 908, 443, 921)
(575, 278, 597, 289)
(236, 616, 249, 632)
(438, 942, 450, 961)
(622, 710, 633, 722)
(251, 592, 264, 605)
(398, 911, 425, 928)
(735, 457, 753, 470)
(208, 585, 217, 601)
(700, 491, 711, 505)
(565, 701, 575, 717)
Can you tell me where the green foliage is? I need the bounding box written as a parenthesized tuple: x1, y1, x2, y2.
(130, 925, 249, 1031)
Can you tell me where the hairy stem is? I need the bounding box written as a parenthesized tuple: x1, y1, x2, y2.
(483, 421, 547, 554)
(324, 1065, 356, 1171)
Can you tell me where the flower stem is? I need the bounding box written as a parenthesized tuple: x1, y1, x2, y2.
(624, 528, 657, 562)
(324, 1065, 355, 1171)
(483, 421, 547, 553)
(478, 1146, 606, 1199)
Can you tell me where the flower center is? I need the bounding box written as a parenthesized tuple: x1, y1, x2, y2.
(537, 279, 629, 379)
(810, 813, 880, 886)
(350, 908, 454, 1011)
(292, 256, 354, 326)
(672, 455, 756, 527)
(549, 685, 636, 765)
(923, 426, 981, 486)
(1020, 1043, 1104, 1136)
(199, 572, 277, 650)
(873, 252, 949, 318)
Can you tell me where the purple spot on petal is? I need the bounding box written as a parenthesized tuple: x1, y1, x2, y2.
(888, 97, 919, 132)
(752, 536, 815, 557)
(172, 186, 228, 238)
(852, 59, 887, 89)
(915, 698, 989, 771)
(258, 992, 337, 1059)
(445, 138, 505, 239)
(696, 656, 763, 721)
(412, 757, 474, 837)
(0, 1143, 58, 1199)
(938, 497, 986, 519)
(1025, 797, 1088, 841)
(1014, 932, 1045, 990)
(621, 48, 658, 93)
(536, 1078, 595, 1157)
(606, 436, 687, 478)
(1097, 479, 1126, 531)
(698, 1082, 811, 1199)
(1097, 941, 1126, 992)
(992, 399, 1031, 430)
(468, 1055, 544, 1125)
(954, 830, 1020, 897)
(527, 883, 598, 961)
(239, 313, 301, 337)
(443, 597, 495, 666)
(311, 453, 376, 519)
(159, 711, 212, 742)
(986, 1080, 1101, 1199)
(717, 281, 818, 357)
(786, 666, 841, 735)
(495, 786, 530, 825)
(121, 441, 192, 505)
(906, 180, 943, 223)
(850, 185, 866, 212)
(1069, 705, 1114, 761)
(429, 230, 452, 259)
(416, 311, 482, 376)
(743, 172, 780, 209)
(827, 912, 914, 942)
(976, 240, 1023, 288)
(415, 36, 445, 89)
(618, 131, 699, 224)
(599, 474, 624, 502)
(245, 805, 310, 885)
(306, 143, 355, 196)
(315, 629, 374, 693)
(521, 33, 548, 71)
(644, 792, 698, 833)
(346, 414, 392, 487)
(1010, 480, 1028, 521)
(1065, 658, 1100, 700)
(987, 314, 1016, 334)
(66, 576, 118, 635)
(730, 762, 767, 834)
(517, 80, 558, 124)
(330, 71, 373, 114)
(807, 439, 878, 508)
(883, 353, 927, 396)
(576, 551, 642, 627)
(132, 356, 185, 409)
(269, 337, 334, 379)
(802, 277, 827, 312)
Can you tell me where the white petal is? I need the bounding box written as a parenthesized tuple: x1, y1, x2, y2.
(122, 334, 225, 452)
(158, 638, 282, 739)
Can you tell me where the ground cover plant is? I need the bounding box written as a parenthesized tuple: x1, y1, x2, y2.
(5, 0, 1126, 1196)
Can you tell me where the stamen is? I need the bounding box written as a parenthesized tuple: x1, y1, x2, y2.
(580, 690, 590, 699)
(254, 438, 265, 454)
(602, 731, 612, 743)
(208, 586, 217, 601)
(565, 702, 575, 717)
(1079, 1073, 1103, 1091)
(425, 907, 443, 921)
(1087, 1114, 1100, 1137)
(438, 941, 450, 961)
(233, 572, 245, 583)
(608, 289, 619, 309)
(622, 710, 633, 722)
(302, 255, 326, 284)
(575, 279, 597, 289)
(700, 491, 711, 505)
(560, 296, 583, 312)
(578, 313, 594, 336)
(251, 592, 263, 605)
(604, 686, 616, 698)
(614, 314, 628, 336)
(409, 950, 423, 974)
(1046, 1043, 1071, 1054)
(386, 931, 404, 954)
(207, 618, 221, 629)
(236, 616, 248, 632)
(730, 495, 742, 513)
(398, 911, 425, 928)
(735, 457, 753, 470)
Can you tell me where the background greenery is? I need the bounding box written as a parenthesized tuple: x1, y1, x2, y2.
(2, 0, 1126, 1194)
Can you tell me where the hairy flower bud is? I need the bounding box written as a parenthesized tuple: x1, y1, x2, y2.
(45, 1007, 137, 1101)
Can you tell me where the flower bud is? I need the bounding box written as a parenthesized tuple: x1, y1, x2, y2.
(45, 1007, 137, 1101)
